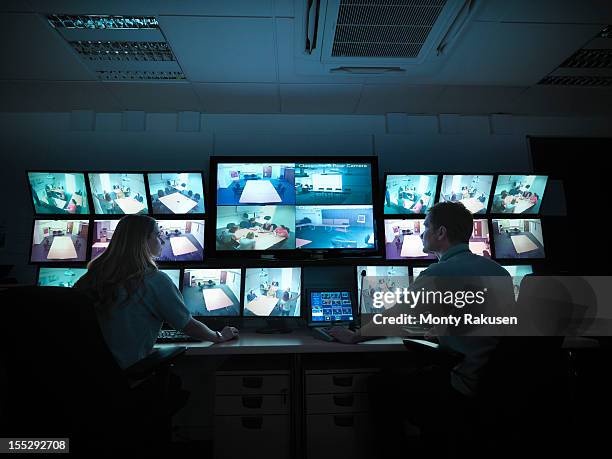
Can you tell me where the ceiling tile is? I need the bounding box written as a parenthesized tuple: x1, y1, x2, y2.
(193, 83, 279, 113)
(435, 86, 528, 114)
(356, 85, 445, 114)
(104, 82, 203, 112)
(159, 16, 277, 83)
(512, 86, 612, 116)
(476, 0, 612, 24)
(280, 84, 361, 114)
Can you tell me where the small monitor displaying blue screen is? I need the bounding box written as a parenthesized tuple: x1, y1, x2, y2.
(182, 268, 242, 317)
(384, 175, 437, 215)
(37, 267, 87, 287)
(28, 172, 90, 215)
(310, 290, 354, 323)
(148, 172, 205, 215)
(493, 219, 545, 259)
(217, 163, 296, 205)
(491, 175, 548, 214)
(88, 173, 149, 215)
(295, 163, 372, 205)
(438, 175, 494, 214)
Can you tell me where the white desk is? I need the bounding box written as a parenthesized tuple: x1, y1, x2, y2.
(459, 197, 485, 214)
(511, 235, 539, 254)
(203, 288, 235, 312)
(239, 180, 282, 204)
(367, 233, 375, 245)
(469, 241, 489, 256)
(92, 242, 110, 249)
(513, 199, 535, 214)
(296, 238, 312, 248)
(159, 192, 198, 214)
(400, 235, 428, 258)
(235, 227, 286, 250)
(170, 236, 199, 256)
(47, 236, 78, 260)
(245, 296, 280, 316)
(115, 197, 146, 214)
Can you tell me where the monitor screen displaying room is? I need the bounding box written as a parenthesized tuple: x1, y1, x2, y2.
(501, 265, 534, 299)
(182, 268, 242, 317)
(470, 219, 492, 258)
(384, 175, 437, 215)
(412, 266, 429, 278)
(216, 205, 295, 251)
(31, 220, 89, 263)
(295, 205, 375, 249)
(309, 290, 354, 323)
(243, 267, 301, 317)
(37, 267, 87, 287)
(148, 172, 205, 215)
(438, 175, 494, 214)
(295, 162, 372, 205)
(217, 163, 296, 205)
(356, 265, 410, 314)
(157, 219, 205, 262)
(384, 219, 436, 260)
(491, 175, 548, 214)
(28, 172, 90, 215)
(91, 220, 118, 260)
(160, 269, 181, 289)
(492, 219, 545, 259)
(88, 173, 149, 215)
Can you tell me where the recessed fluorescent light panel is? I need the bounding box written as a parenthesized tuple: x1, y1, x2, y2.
(48, 15, 159, 30)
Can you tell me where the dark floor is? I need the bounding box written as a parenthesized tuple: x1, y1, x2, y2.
(493, 231, 545, 259)
(217, 178, 295, 205)
(31, 234, 87, 262)
(296, 226, 373, 249)
(182, 284, 240, 317)
(157, 233, 204, 262)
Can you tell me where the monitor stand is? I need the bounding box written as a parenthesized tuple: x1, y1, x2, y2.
(256, 318, 292, 334)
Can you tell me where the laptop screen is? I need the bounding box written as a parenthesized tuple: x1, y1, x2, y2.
(309, 290, 354, 324)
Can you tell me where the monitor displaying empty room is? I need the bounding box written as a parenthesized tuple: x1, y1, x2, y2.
(438, 175, 494, 214)
(216, 163, 296, 205)
(243, 267, 301, 317)
(148, 172, 205, 215)
(490, 175, 548, 214)
(159, 269, 181, 290)
(216, 205, 296, 251)
(37, 267, 87, 287)
(182, 268, 242, 317)
(502, 265, 534, 299)
(295, 162, 372, 205)
(28, 172, 90, 215)
(384, 175, 437, 215)
(156, 219, 205, 262)
(31, 220, 89, 263)
(356, 265, 410, 314)
(384, 219, 436, 260)
(493, 219, 545, 259)
(470, 219, 492, 258)
(88, 173, 149, 215)
(91, 220, 118, 260)
(295, 205, 375, 249)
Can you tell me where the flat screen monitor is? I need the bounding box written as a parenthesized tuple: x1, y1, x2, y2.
(91, 220, 118, 260)
(37, 267, 87, 287)
(27, 172, 90, 215)
(182, 268, 242, 317)
(384, 219, 436, 260)
(438, 175, 494, 214)
(492, 219, 545, 259)
(491, 175, 548, 214)
(470, 219, 492, 258)
(148, 172, 205, 215)
(156, 219, 205, 262)
(243, 267, 301, 317)
(501, 265, 534, 299)
(212, 158, 378, 256)
(356, 265, 410, 314)
(308, 289, 355, 323)
(30, 219, 89, 263)
(384, 174, 437, 215)
(160, 269, 181, 290)
(88, 173, 149, 215)
(412, 266, 429, 278)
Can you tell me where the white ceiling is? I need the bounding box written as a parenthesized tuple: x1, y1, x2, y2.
(1, 0, 611, 115)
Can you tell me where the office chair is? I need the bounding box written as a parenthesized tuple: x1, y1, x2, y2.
(0, 286, 187, 453)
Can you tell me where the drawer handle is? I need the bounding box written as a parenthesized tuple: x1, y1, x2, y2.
(333, 394, 354, 407)
(241, 416, 263, 429)
(242, 376, 263, 389)
(333, 415, 354, 427)
(332, 375, 353, 387)
(242, 395, 263, 409)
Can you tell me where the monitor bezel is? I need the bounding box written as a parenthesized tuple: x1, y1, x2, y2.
(26, 170, 94, 217)
(86, 171, 151, 216)
(209, 156, 382, 260)
(242, 264, 304, 319)
(489, 174, 549, 216)
(382, 173, 441, 216)
(306, 287, 357, 326)
(145, 170, 207, 217)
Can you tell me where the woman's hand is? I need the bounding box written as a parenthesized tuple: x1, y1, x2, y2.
(217, 326, 239, 343)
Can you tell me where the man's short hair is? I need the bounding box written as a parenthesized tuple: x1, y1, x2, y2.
(427, 201, 473, 244)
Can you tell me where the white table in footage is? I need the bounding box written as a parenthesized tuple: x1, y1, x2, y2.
(510, 235, 539, 254)
(202, 288, 234, 312)
(400, 235, 428, 258)
(92, 242, 110, 249)
(47, 236, 77, 260)
(170, 236, 199, 256)
(512, 199, 535, 214)
(245, 296, 280, 316)
(234, 228, 286, 250)
(159, 192, 198, 214)
(114, 197, 146, 214)
(239, 180, 282, 203)
(459, 197, 485, 214)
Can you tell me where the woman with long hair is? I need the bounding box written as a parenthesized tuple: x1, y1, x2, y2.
(75, 214, 238, 369)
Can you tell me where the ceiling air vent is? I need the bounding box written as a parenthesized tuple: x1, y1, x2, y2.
(97, 70, 185, 81)
(561, 49, 612, 69)
(539, 76, 612, 87)
(330, 0, 447, 58)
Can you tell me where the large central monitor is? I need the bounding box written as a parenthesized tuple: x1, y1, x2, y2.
(211, 157, 379, 258)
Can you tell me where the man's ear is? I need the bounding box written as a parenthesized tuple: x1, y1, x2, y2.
(436, 225, 447, 241)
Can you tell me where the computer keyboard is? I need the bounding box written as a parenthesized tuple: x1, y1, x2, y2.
(156, 329, 199, 343)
